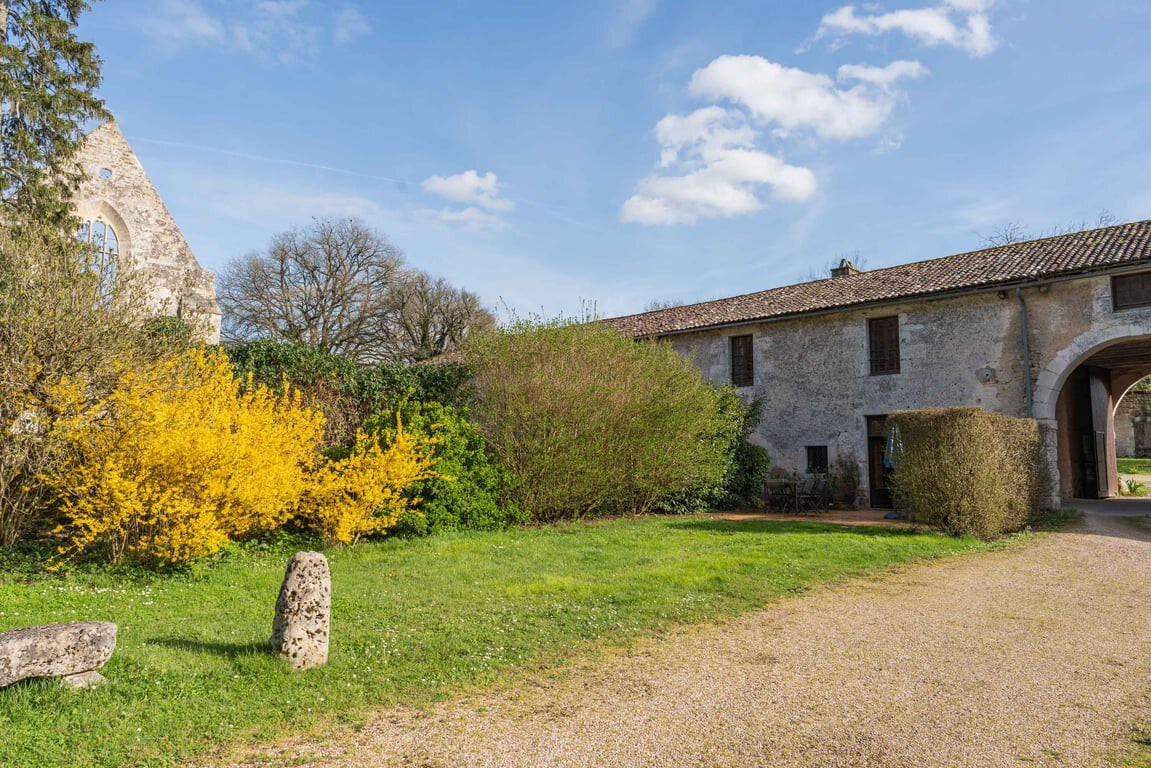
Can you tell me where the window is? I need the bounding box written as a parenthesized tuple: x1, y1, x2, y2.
(78, 219, 120, 296)
(868, 316, 900, 375)
(730, 334, 754, 387)
(1113, 272, 1151, 310)
(805, 445, 829, 474)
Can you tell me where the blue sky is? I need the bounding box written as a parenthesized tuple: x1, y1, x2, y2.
(80, 0, 1151, 318)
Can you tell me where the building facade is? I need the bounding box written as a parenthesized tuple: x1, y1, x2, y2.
(609, 222, 1151, 505)
(72, 120, 221, 342)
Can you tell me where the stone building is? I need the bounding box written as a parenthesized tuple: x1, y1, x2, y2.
(72, 120, 221, 342)
(608, 221, 1151, 505)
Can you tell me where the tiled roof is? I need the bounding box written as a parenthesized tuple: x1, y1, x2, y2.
(606, 219, 1151, 337)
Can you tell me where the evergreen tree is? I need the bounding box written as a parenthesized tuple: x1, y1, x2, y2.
(1, 0, 106, 226)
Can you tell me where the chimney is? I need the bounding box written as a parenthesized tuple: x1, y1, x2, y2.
(830, 258, 861, 278)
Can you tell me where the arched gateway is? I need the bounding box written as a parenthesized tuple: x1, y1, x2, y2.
(1034, 327, 1151, 500)
(608, 221, 1151, 508)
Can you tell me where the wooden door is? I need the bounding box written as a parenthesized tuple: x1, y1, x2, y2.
(867, 416, 893, 509)
(1088, 366, 1117, 498)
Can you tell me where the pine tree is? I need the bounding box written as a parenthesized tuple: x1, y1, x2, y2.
(1, 0, 106, 226)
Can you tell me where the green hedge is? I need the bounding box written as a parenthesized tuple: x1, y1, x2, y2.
(888, 407, 1051, 539)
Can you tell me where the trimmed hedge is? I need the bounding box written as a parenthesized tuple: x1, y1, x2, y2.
(888, 407, 1051, 539)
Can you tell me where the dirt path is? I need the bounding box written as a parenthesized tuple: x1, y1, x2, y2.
(243, 515, 1151, 768)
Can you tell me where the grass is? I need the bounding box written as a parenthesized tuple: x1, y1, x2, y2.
(1031, 507, 1084, 530)
(0, 515, 993, 767)
(1118, 457, 1151, 476)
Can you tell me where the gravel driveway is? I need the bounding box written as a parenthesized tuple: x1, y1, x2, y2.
(245, 512, 1151, 768)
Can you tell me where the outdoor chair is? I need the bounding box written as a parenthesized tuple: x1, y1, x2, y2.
(796, 475, 830, 515)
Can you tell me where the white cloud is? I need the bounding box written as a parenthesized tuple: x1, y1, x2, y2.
(421, 170, 514, 230)
(838, 60, 928, 87)
(333, 5, 372, 45)
(606, 0, 657, 49)
(620, 107, 816, 226)
(816, 1, 998, 58)
(137, 0, 370, 61)
(418, 206, 509, 232)
(622, 53, 927, 226)
(688, 55, 927, 141)
(138, 0, 225, 44)
(422, 170, 514, 213)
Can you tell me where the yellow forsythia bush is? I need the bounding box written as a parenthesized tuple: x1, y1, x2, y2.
(301, 419, 438, 545)
(46, 348, 325, 566)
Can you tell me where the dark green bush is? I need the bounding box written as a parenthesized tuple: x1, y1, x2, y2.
(829, 452, 862, 509)
(367, 401, 523, 535)
(225, 340, 470, 447)
(467, 320, 741, 521)
(888, 407, 1051, 539)
(717, 395, 771, 509)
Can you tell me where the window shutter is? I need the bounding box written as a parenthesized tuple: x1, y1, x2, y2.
(1113, 272, 1151, 310)
(730, 334, 754, 387)
(868, 316, 900, 375)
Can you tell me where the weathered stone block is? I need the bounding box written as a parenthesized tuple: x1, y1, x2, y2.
(58, 670, 108, 689)
(270, 551, 330, 670)
(0, 621, 117, 687)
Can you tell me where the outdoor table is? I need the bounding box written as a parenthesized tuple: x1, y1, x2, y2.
(763, 478, 799, 512)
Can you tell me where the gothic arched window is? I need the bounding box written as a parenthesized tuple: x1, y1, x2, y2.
(78, 219, 120, 296)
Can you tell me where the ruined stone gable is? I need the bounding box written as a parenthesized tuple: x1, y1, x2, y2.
(72, 120, 221, 342)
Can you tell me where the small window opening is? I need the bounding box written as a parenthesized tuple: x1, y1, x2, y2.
(806, 446, 829, 474)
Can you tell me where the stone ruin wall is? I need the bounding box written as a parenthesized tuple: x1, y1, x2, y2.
(72, 121, 221, 343)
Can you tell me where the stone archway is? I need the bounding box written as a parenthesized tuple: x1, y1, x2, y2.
(1033, 327, 1151, 500)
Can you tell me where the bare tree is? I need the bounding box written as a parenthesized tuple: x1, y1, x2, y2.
(980, 210, 1121, 248)
(220, 217, 494, 363)
(383, 270, 495, 362)
(219, 218, 405, 363)
(643, 298, 685, 312)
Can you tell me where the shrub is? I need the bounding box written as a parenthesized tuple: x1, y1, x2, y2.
(0, 223, 167, 546)
(829, 452, 862, 508)
(888, 407, 1051, 539)
(716, 394, 771, 509)
(367, 401, 522, 535)
(225, 340, 471, 448)
(300, 420, 438, 545)
(45, 348, 325, 567)
(467, 319, 740, 521)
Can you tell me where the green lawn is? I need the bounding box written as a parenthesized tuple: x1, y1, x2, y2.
(0, 516, 991, 767)
(1119, 458, 1151, 475)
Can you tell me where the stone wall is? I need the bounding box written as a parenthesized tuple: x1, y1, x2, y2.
(72, 121, 221, 342)
(1117, 389, 1151, 458)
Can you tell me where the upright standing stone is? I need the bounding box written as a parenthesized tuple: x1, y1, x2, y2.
(270, 551, 330, 670)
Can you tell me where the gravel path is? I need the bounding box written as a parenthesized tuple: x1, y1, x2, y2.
(246, 514, 1151, 768)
